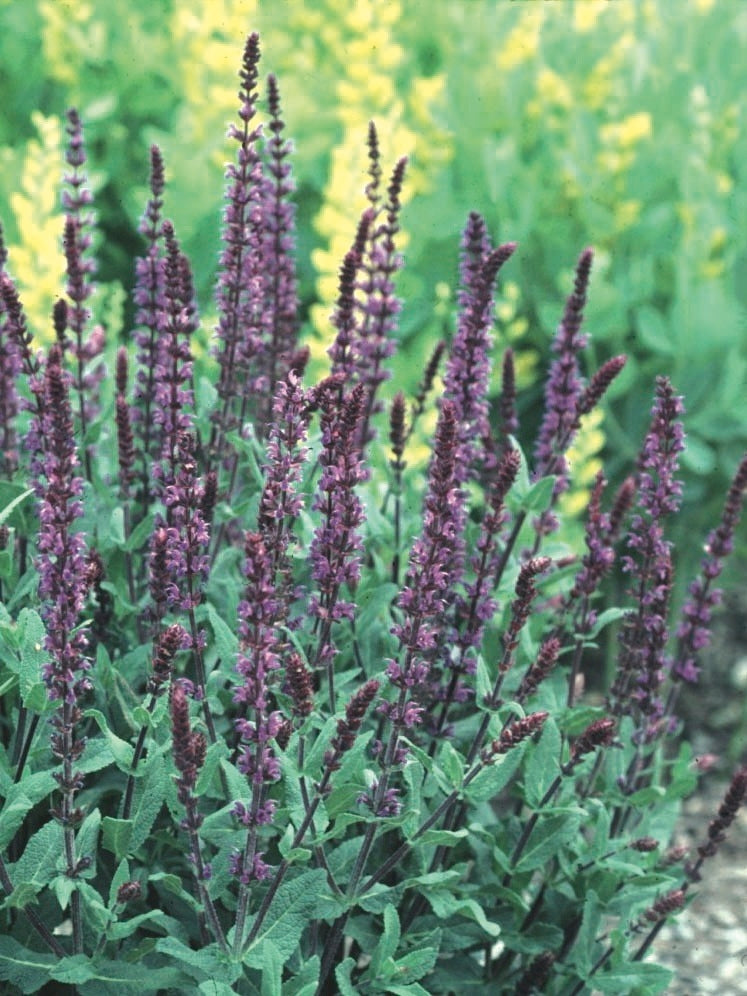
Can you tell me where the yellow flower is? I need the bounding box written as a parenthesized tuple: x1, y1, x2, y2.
(572, 0, 609, 34)
(560, 407, 606, 519)
(6, 113, 66, 341)
(496, 7, 545, 72)
(535, 67, 573, 111)
(600, 112, 652, 150)
(615, 199, 643, 230)
(584, 31, 635, 110)
(40, 0, 98, 87)
(307, 0, 451, 361)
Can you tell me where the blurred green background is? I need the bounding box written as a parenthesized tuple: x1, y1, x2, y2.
(1, 0, 746, 589)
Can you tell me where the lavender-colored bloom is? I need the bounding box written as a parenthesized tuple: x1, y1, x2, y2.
(0, 245, 22, 476)
(309, 382, 368, 676)
(132, 145, 166, 470)
(328, 219, 371, 382)
(148, 623, 189, 696)
(482, 711, 549, 761)
(1, 273, 45, 485)
(354, 152, 407, 446)
(611, 378, 685, 726)
(390, 401, 462, 673)
(212, 32, 267, 448)
(381, 401, 465, 746)
(170, 681, 207, 812)
(162, 432, 211, 613)
(148, 525, 170, 626)
(116, 391, 136, 498)
(516, 638, 560, 704)
(152, 222, 197, 488)
(695, 766, 747, 861)
(563, 471, 633, 636)
(324, 679, 380, 772)
(62, 110, 104, 446)
(456, 446, 522, 661)
(258, 371, 313, 560)
(674, 453, 747, 682)
(35, 344, 90, 705)
(532, 249, 594, 537)
(498, 347, 518, 445)
(229, 530, 288, 884)
(257, 72, 300, 419)
(534, 249, 593, 478)
(443, 213, 516, 481)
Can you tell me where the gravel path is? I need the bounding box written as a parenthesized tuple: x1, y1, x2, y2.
(655, 779, 747, 995)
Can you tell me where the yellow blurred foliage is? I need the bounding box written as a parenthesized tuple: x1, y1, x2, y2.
(6, 112, 66, 340)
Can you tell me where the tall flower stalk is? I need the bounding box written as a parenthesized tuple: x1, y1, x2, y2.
(62, 109, 103, 479)
(34, 342, 91, 954)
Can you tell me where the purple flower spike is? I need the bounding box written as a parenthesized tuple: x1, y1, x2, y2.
(133, 145, 167, 470)
(0, 258, 22, 477)
(212, 32, 268, 448)
(354, 153, 407, 446)
(533, 248, 594, 533)
(309, 381, 368, 685)
(674, 453, 747, 683)
(259, 71, 300, 418)
(444, 213, 516, 481)
(162, 432, 211, 613)
(35, 344, 90, 705)
(612, 377, 684, 728)
(153, 221, 197, 489)
(62, 110, 104, 455)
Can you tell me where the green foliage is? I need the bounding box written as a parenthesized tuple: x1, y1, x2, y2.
(0, 13, 745, 996)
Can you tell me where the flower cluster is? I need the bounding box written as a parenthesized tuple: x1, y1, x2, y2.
(35, 344, 90, 705)
(674, 453, 747, 682)
(612, 377, 685, 733)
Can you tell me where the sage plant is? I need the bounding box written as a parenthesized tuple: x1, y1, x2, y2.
(0, 33, 745, 996)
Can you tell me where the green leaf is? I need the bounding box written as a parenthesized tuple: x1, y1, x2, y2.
(573, 888, 601, 978)
(425, 892, 500, 938)
(416, 828, 468, 847)
(387, 946, 438, 985)
(6, 821, 64, 904)
(199, 982, 248, 996)
(102, 817, 133, 861)
(155, 937, 239, 985)
(242, 869, 327, 968)
(195, 739, 230, 796)
(465, 746, 524, 802)
(85, 708, 135, 771)
(370, 903, 400, 976)
(261, 939, 283, 996)
(523, 716, 561, 808)
(436, 740, 464, 790)
(514, 812, 582, 873)
(128, 751, 166, 853)
(0, 487, 33, 528)
(8, 608, 50, 708)
(635, 305, 675, 356)
(108, 858, 131, 907)
(282, 955, 320, 996)
(519, 474, 556, 514)
(77, 807, 102, 872)
(594, 961, 673, 994)
(335, 958, 358, 996)
(206, 601, 239, 664)
(0, 937, 55, 994)
(0, 769, 54, 849)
